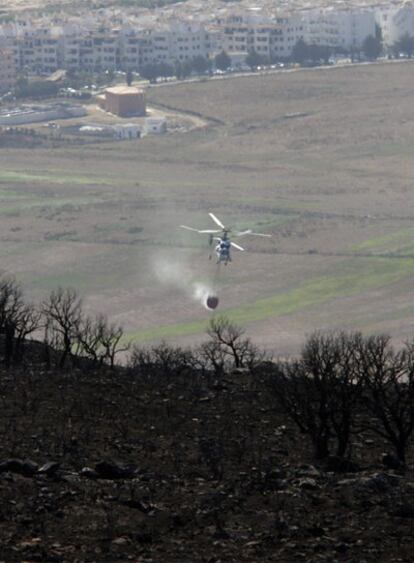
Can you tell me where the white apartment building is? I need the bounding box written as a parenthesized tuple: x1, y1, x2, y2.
(376, 2, 414, 49)
(0, 24, 61, 74)
(0, 4, 397, 77)
(141, 21, 212, 65)
(80, 33, 118, 71)
(0, 48, 16, 93)
(119, 30, 143, 70)
(61, 25, 82, 71)
(302, 8, 376, 51)
(271, 14, 305, 59)
(213, 13, 304, 60)
(18, 27, 61, 73)
(0, 33, 20, 71)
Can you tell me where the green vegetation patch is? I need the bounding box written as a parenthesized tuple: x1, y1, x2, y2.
(0, 188, 28, 201)
(128, 256, 414, 342)
(25, 246, 145, 292)
(236, 213, 299, 232)
(0, 170, 112, 186)
(27, 268, 127, 293)
(0, 196, 105, 216)
(351, 228, 414, 254)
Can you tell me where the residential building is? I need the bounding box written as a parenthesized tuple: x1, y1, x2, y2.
(119, 31, 144, 71)
(215, 14, 304, 60)
(18, 27, 61, 73)
(0, 3, 401, 77)
(301, 8, 376, 51)
(376, 3, 414, 49)
(141, 21, 212, 66)
(80, 32, 118, 71)
(0, 48, 16, 93)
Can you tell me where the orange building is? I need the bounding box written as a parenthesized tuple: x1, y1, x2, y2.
(98, 86, 146, 117)
(0, 48, 16, 94)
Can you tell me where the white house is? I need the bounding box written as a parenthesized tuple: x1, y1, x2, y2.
(112, 123, 141, 139)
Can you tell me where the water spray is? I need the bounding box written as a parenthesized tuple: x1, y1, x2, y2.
(193, 283, 219, 310)
(154, 257, 220, 311)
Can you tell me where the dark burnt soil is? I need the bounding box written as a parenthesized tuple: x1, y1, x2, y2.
(1, 362, 414, 562)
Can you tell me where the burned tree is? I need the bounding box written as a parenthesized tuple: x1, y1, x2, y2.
(207, 316, 261, 370)
(361, 335, 414, 465)
(42, 288, 82, 368)
(77, 314, 129, 369)
(0, 277, 40, 366)
(269, 331, 364, 460)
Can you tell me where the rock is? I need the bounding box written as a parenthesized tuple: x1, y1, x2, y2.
(0, 458, 24, 473)
(111, 537, 129, 545)
(121, 499, 154, 513)
(94, 460, 138, 479)
(298, 478, 320, 491)
(57, 471, 80, 484)
(0, 458, 38, 476)
(363, 472, 402, 493)
(382, 453, 404, 471)
(38, 462, 60, 477)
(338, 472, 402, 493)
(343, 472, 403, 494)
(79, 467, 99, 479)
(21, 459, 38, 476)
(296, 465, 321, 478)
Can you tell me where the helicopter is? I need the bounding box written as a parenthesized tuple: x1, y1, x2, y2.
(180, 212, 271, 265)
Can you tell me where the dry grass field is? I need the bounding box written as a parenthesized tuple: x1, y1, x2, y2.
(1, 61, 414, 353)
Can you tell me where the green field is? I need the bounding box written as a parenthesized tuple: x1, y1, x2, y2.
(2, 61, 414, 352)
(128, 255, 414, 342)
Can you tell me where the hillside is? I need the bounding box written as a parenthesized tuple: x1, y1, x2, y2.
(1, 326, 414, 562)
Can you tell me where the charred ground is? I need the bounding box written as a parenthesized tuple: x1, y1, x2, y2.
(1, 329, 414, 563)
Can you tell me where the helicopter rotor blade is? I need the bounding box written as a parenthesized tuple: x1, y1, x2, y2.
(180, 225, 220, 234)
(180, 225, 199, 232)
(236, 229, 271, 237)
(209, 213, 226, 230)
(231, 242, 245, 251)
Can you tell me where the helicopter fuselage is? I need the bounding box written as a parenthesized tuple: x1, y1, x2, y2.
(215, 238, 231, 264)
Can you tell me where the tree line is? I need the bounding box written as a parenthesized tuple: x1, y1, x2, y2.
(1, 275, 414, 466)
(135, 32, 414, 83)
(0, 277, 126, 369)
